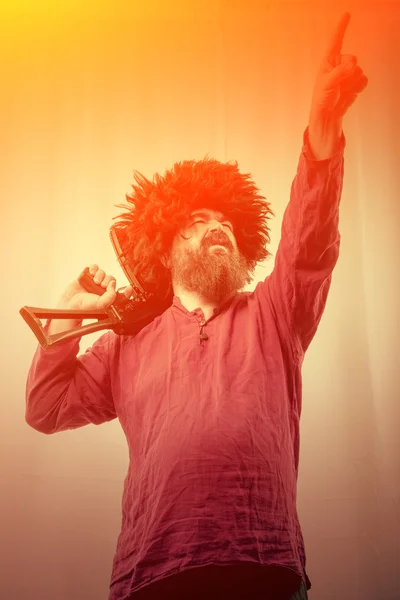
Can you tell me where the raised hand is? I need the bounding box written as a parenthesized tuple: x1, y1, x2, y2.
(310, 12, 368, 119)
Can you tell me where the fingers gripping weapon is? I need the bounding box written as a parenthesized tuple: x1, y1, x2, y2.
(19, 227, 172, 349)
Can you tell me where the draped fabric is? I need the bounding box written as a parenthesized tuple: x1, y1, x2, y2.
(2, 2, 399, 599)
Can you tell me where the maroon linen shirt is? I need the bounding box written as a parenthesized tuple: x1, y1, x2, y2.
(25, 128, 345, 599)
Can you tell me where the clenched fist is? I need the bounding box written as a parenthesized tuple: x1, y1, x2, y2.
(57, 264, 134, 311)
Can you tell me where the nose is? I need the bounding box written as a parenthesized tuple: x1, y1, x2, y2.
(209, 220, 224, 232)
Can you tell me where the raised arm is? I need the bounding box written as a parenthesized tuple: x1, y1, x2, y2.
(264, 14, 368, 358)
(25, 266, 133, 434)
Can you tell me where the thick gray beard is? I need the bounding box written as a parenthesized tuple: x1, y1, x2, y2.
(170, 244, 253, 304)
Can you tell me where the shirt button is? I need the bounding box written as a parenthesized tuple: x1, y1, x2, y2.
(200, 332, 209, 340)
(199, 318, 206, 326)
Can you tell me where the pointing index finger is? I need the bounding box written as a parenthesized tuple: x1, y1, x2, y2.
(326, 12, 351, 64)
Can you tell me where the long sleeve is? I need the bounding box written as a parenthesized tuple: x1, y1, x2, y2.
(25, 323, 117, 434)
(268, 126, 345, 361)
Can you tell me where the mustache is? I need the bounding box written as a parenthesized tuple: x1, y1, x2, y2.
(204, 235, 231, 249)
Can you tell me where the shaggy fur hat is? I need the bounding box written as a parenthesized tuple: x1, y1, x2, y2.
(111, 156, 275, 301)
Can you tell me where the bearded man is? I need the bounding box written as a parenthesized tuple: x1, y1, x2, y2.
(25, 13, 367, 600)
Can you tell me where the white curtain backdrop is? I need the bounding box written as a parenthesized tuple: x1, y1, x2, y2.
(1, 1, 399, 599)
